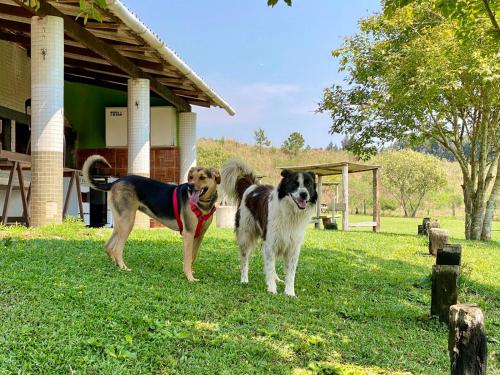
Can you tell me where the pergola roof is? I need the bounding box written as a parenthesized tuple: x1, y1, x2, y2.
(279, 162, 380, 176)
(0, 0, 235, 115)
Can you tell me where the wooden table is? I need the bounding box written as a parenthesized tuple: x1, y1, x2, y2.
(0, 150, 84, 226)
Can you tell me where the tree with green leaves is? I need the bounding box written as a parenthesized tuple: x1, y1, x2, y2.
(281, 132, 305, 157)
(326, 141, 338, 151)
(340, 136, 356, 151)
(24, 0, 107, 23)
(254, 128, 272, 153)
(267, 0, 291, 7)
(376, 150, 447, 217)
(318, 0, 499, 240)
(384, 0, 499, 36)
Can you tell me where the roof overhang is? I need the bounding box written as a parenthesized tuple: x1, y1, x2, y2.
(279, 162, 381, 176)
(0, 0, 235, 115)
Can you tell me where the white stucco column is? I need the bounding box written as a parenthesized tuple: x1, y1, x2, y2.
(30, 15, 64, 226)
(127, 78, 150, 177)
(179, 112, 196, 182)
(127, 78, 150, 228)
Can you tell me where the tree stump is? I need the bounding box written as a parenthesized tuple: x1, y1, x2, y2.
(437, 244, 462, 266)
(431, 265, 459, 323)
(448, 304, 487, 374)
(418, 224, 426, 235)
(429, 228, 449, 256)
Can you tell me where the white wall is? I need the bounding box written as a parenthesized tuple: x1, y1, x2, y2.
(0, 40, 31, 114)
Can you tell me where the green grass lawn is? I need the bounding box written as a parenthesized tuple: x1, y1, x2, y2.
(350, 214, 500, 241)
(0, 218, 498, 374)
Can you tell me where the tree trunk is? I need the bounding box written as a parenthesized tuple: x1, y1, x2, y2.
(463, 183, 486, 240)
(481, 164, 499, 241)
(471, 196, 485, 240)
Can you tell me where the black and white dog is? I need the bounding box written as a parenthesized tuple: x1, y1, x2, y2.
(221, 159, 317, 296)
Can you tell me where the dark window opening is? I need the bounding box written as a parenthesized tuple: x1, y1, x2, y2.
(0, 117, 12, 151)
(15, 122, 31, 154)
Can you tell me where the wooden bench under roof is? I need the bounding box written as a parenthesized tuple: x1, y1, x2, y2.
(0, 150, 84, 226)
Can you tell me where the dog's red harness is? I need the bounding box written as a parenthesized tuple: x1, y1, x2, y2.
(173, 187, 216, 238)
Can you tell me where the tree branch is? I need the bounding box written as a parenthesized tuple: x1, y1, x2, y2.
(482, 0, 500, 32)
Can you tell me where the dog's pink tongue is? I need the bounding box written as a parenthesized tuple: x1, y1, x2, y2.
(297, 199, 307, 209)
(191, 190, 201, 204)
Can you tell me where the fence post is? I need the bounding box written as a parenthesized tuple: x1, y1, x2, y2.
(429, 228, 449, 256)
(448, 304, 487, 374)
(436, 244, 462, 266)
(431, 264, 459, 323)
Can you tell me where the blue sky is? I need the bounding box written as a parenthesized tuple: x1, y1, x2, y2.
(123, 0, 380, 148)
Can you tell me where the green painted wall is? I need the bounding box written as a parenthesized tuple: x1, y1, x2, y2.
(64, 81, 170, 149)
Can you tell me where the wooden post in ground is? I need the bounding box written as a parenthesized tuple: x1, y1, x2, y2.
(372, 168, 380, 232)
(426, 219, 440, 234)
(431, 265, 459, 323)
(422, 217, 431, 233)
(437, 244, 462, 266)
(315, 175, 323, 229)
(449, 304, 487, 374)
(342, 164, 349, 231)
(429, 228, 449, 256)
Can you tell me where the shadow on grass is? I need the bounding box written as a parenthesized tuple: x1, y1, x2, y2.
(0, 231, 497, 374)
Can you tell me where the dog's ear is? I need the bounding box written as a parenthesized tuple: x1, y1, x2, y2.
(281, 169, 291, 178)
(309, 187, 318, 204)
(308, 172, 318, 204)
(211, 168, 221, 184)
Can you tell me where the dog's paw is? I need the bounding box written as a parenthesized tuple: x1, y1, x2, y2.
(119, 265, 132, 272)
(186, 276, 200, 282)
(284, 288, 296, 297)
(267, 287, 277, 295)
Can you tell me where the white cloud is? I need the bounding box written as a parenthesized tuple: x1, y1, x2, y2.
(195, 81, 339, 148)
(197, 81, 301, 126)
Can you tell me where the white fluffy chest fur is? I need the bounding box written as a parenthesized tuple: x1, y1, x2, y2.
(266, 189, 313, 255)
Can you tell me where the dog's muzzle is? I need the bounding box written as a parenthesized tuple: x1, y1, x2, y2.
(291, 192, 308, 210)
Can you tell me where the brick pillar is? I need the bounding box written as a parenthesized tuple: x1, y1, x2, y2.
(127, 78, 150, 228)
(30, 16, 64, 226)
(179, 112, 196, 183)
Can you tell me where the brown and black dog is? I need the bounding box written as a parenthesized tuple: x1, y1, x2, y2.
(82, 155, 220, 281)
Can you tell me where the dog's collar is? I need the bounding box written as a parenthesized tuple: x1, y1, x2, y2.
(173, 186, 216, 239)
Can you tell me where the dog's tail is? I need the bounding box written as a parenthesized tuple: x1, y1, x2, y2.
(82, 155, 113, 191)
(220, 159, 257, 205)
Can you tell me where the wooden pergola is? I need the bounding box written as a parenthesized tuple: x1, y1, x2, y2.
(280, 162, 381, 232)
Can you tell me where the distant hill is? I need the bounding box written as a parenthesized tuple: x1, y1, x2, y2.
(197, 138, 354, 185)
